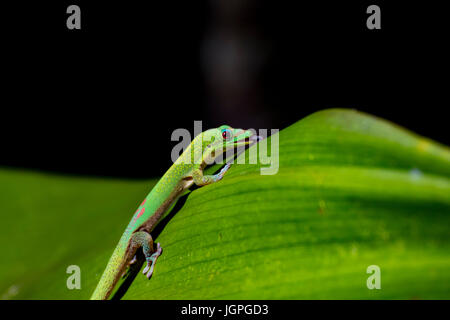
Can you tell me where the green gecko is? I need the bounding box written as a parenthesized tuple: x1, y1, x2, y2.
(90, 125, 260, 300)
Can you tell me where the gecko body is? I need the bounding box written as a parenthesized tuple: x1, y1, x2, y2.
(90, 126, 258, 299)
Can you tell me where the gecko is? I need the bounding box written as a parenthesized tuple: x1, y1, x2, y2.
(90, 125, 260, 299)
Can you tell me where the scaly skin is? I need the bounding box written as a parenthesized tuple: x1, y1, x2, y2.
(90, 125, 258, 299)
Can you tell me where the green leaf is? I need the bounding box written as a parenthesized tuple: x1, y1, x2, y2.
(1, 109, 449, 299)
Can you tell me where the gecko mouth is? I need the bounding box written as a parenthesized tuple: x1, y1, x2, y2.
(235, 133, 263, 146)
(233, 129, 262, 143)
(226, 134, 263, 164)
(249, 134, 263, 143)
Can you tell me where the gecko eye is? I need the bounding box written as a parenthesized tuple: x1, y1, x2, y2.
(221, 129, 232, 140)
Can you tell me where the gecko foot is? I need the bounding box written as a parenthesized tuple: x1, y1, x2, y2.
(142, 243, 162, 279)
(215, 163, 231, 182)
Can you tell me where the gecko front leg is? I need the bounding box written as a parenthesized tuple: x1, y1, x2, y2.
(129, 231, 163, 279)
(192, 163, 231, 186)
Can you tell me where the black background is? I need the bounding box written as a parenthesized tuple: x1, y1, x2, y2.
(1, 1, 448, 178)
(0, 300, 447, 318)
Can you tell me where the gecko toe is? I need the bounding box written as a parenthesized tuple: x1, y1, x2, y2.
(129, 255, 137, 265)
(155, 243, 162, 255)
(146, 265, 155, 279)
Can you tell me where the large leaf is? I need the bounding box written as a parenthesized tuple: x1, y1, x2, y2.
(0, 109, 449, 299)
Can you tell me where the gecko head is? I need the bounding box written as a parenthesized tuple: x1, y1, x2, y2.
(198, 125, 261, 164)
